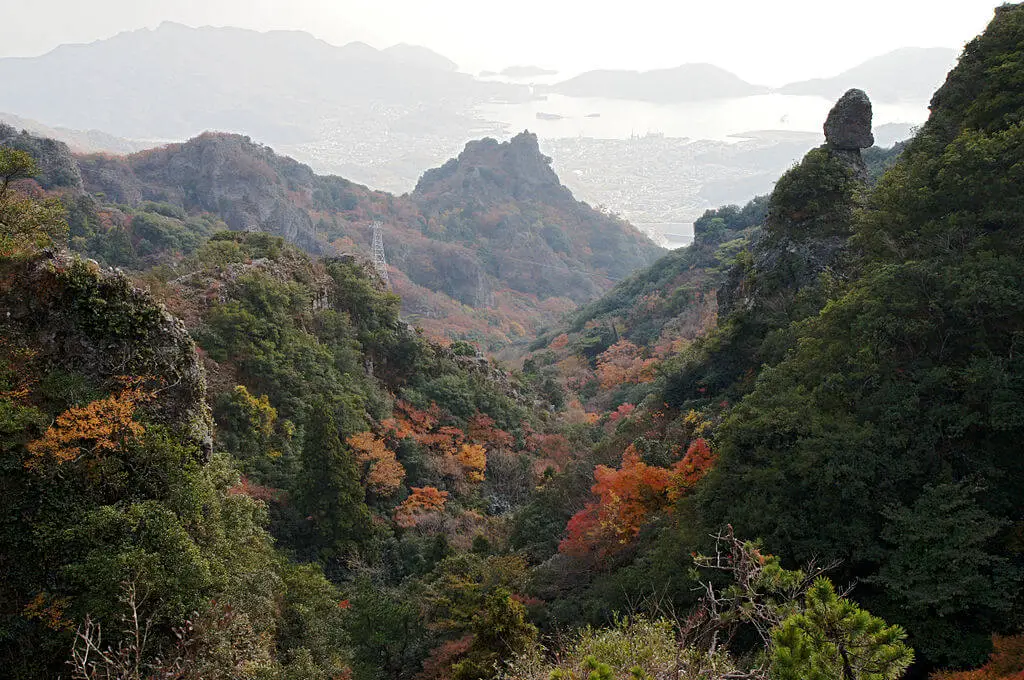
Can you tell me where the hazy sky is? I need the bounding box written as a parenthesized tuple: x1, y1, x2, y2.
(0, 0, 1004, 84)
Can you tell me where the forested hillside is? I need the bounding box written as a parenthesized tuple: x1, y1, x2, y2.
(508, 6, 1024, 678)
(0, 174, 563, 678)
(1, 4, 1023, 680)
(57, 129, 661, 351)
(520, 102, 906, 417)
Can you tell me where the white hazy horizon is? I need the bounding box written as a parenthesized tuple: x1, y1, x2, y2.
(0, 0, 1003, 86)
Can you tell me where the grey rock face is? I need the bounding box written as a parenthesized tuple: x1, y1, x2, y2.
(77, 133, 323, 253)
(824, 89, 874, 150)
(0, 123, 84, 190)
(413, 131, 563, 201)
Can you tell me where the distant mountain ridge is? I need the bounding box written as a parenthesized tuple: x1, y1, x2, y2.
(0, 111, 148, 155)
(500, 65, 558, 77)
(0, 22, 520, 143)
(544, 48, 957, 104)
(0, 24, 953, 154)
(779, 47, 958, 101)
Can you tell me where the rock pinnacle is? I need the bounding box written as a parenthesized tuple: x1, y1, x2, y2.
(824, 88, 874, 150)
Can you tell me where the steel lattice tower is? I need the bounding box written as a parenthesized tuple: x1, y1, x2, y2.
(370, 221, 390, 288)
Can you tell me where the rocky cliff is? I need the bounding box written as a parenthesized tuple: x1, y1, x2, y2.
(412, 131, 664, 301)
(414, 132, 566, 203)
(78, 133, 321, 251)
(0, 251, 213, 453)
(4, 125, 664, 351)
(718, 88, 873, 319)
(0, 123, 83, 191)
(663, 89, 874, 403)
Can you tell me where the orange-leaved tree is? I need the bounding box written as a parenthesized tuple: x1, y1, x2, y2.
(347, 431, 406, 496)
(527, 432, 573, 476)
(383, 401, 488, 487)
(25, 380, 153, 470)
(382, 400, 441, 440)
(467, 413, 513, 449)
(932, 635, 1024, 680)
(595, 340, 657, 390)
(394, 486, 449, 528)
(559, 438, 718, 560)
(559, 444, 671, 559)
(667, 437, 717, 502)
(455, 443, 487, 483)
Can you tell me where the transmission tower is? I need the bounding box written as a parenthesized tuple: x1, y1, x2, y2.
(370, 221, 391, 288)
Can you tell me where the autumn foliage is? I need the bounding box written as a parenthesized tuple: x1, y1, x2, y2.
(227, 475, 282, 503)
(455, 444, 487, 483)
(668, 437, 717, 502)
(25, 382, 152, 469)
(383, 401, 492, 486)
(595, 340, 657, 390)
(467, 414, 513, 449)
(347, 431, 406, 496)
(932, 636, 1024, 680)
(394, 486, 449, 528)
(526, 432, 573, 475)
(418, 635, 473, 680)
(559, 444, 671, 558)
(549, 333, 570, 350)
(560, 438, 717, 559)
(382, 400, 441, 441)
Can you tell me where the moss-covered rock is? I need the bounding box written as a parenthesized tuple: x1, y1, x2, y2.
(0, 250, 213, 454)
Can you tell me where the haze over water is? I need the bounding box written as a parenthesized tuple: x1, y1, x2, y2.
(476, 93, 928, 142)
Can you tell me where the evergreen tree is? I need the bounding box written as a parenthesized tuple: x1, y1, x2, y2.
(451, 587, 538, 680)
(295, 400, 372, 565)
(771, 578, 913, 680)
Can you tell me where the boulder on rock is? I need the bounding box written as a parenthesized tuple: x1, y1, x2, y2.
(824, 88, 874, 150)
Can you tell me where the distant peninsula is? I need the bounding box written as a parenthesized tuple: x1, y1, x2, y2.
(500, 65, 558, 77)
(542, 64, 768, 102)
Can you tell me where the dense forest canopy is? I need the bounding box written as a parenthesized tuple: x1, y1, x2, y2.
(1, 4, 1023, 680)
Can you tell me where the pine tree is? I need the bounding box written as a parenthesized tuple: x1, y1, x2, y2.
(771, 578, 913, 680)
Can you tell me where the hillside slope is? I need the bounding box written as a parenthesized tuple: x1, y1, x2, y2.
(699, 10, 1024, 664)
(521, 97, 907, 415)
(510, 6, 1024, 673)
(411, 132, 664, 302)
(2, 128, 664, 350)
